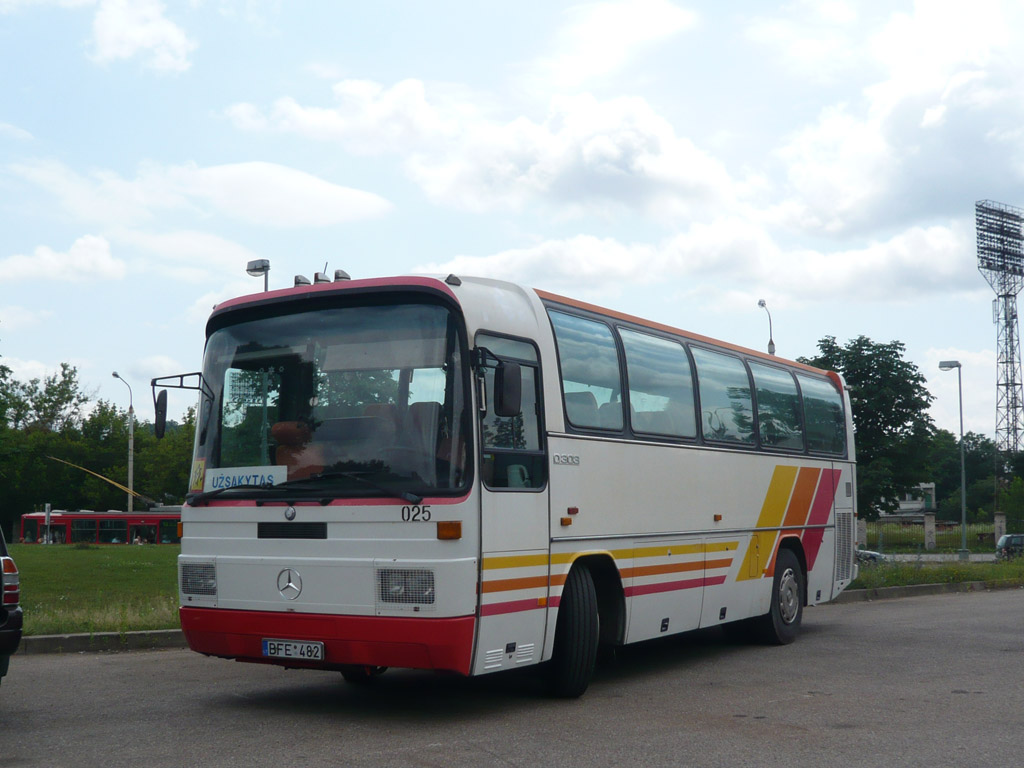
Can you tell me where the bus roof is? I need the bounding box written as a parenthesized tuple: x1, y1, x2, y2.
(203, 273, 843, 388)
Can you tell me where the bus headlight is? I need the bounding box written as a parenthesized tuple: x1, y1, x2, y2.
(181, 562, 217, 597)
(376, 568, 435, 605)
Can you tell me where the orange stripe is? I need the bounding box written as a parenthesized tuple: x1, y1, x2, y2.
(482, 575, 548, 593)
(783, 467, 820, 527)
(622, 561, 702, 578)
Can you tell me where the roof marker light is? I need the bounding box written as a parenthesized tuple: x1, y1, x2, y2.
(314, 272, 330, 284)
(294, 275, 311, 286)
(445, 274, 462, 286)
(334, 270, 351, 281)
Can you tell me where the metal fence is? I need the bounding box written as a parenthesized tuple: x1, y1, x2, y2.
(863, 521, 1015, 553)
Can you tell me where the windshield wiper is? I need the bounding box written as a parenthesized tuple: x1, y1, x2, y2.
(187, 482, 274, 506)
(275, 471, 423, 504)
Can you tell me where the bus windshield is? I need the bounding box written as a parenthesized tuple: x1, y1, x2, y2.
(192, 300, 470, 500)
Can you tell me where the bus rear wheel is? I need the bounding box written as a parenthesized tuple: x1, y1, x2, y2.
(754, 548, 803, 645)
(339, 665, 387, 684)
(548, 564, 599, 698)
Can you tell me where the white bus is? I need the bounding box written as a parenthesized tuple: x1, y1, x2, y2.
(154, 273, 856, 697)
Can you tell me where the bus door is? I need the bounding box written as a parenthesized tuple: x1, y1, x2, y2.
(473, 334, 550, 675)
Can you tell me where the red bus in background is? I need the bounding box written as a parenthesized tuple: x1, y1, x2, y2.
(19, 507, 181, 545)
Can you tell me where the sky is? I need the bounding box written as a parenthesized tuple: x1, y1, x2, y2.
(1, 0, 1022, 440)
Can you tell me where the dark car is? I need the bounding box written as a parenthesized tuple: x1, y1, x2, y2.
(0, 527, 22, 685)
(996, 534, 1024, 560)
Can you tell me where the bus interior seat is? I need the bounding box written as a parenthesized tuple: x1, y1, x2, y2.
(564, 391, 598, 426)
(598, 402, 623, 429)
(507, 463, 530, 488)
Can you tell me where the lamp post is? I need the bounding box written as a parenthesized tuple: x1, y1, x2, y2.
(939, 360, 968, 561)
(757, 299, 776, 355)
(246, 259, 270, 292)
(111, 371, 134, 514)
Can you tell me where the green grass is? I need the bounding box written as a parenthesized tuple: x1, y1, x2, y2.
(850, 558, 1024, 590)
(9, 544, 180, 636)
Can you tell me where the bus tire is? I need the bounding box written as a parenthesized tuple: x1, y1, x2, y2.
(339, 665, 387, 684)
(755, 548, 803, 645)
(548, 564, 599, 698)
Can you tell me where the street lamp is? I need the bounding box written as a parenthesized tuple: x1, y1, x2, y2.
(757, 299, 776, 355)
(939, 360, 968, 561)
(111, 372, 134, 514)
(246, 259, 270, 292)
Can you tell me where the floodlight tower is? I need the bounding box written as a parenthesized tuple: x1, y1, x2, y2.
(976, 199, 1024, 454)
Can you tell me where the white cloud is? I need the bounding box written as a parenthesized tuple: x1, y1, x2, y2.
(90, 0, 196, 72)
(110, 228, 262, 283)
(0, 0, 92, 11)
(0, 122, 33, 140)
(227, 79, 463, 155)
(411, 93, 736, 215)
(417, 219, 978, 305)
(0, 305, 52, 330)
(772, 104, 893, 233)
(0, 356, 51, 382)
(234, 81, 737, 216)
(11, 158, 391, 228)
(744, 0, 865, 83)
(171, 161, 392, 226)
(531, 0, 697, 89)
(1, 235, 125, 282)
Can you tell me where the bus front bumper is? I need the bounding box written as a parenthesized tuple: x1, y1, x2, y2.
(179, 607, 476, 676)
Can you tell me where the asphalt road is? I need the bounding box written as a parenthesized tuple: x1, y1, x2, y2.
(2, 590, 1023, 768)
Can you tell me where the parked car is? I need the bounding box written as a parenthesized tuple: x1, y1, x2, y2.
(856, 548, 889, 564)
(0, 528, 22, 685)
(996, 533, 1024, 560)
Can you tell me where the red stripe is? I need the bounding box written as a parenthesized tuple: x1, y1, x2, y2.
(624, 574, 726, 597)
(803, 469, 840, 570)
(480, 598, 545, 616)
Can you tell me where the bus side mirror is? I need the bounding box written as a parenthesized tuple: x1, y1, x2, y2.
(494, 361, 522, 417)
(154, 389, 167, 439)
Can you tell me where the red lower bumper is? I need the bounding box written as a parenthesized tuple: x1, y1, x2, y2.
(180, 607, 476, 675)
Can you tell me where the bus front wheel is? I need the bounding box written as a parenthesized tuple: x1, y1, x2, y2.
(755, 548, 803, 645)
(548, 564, 599, 698)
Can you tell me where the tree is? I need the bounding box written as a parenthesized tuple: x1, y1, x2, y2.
(800, 336, 934, 519)
(928, 429, 1000, 522)
(0, 362, 195, 539)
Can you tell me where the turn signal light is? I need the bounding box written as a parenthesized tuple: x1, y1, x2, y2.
(437, 521, 462, 540)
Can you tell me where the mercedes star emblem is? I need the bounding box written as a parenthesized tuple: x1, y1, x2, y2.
(277, 568, 302, 600)
(284, 506, 296, 521)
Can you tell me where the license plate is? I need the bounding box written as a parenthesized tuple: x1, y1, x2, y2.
(262, 639, 324, 660)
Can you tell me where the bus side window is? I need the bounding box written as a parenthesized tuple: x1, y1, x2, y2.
(619, 328, 696, 439)
(549, 311, 623, 430)
(749, 362, 804, 451)
(797, 374, 846, 455)
(691, 347, 755, 445)
(476, 333, 547, 490)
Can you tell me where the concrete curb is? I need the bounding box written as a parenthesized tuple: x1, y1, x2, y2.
(835, 579, 1024, 603)
(17, 629, 187, 656)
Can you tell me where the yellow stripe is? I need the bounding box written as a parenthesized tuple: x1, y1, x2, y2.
(482, 554, 549, 570)
(737, 465, 798, 581)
